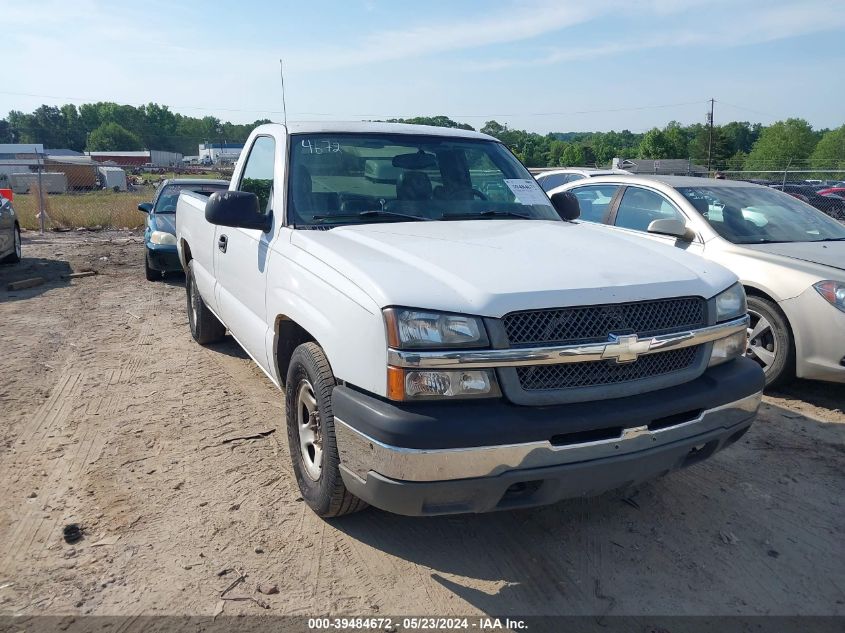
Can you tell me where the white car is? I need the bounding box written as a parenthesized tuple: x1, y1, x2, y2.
(175, 122, 762, 517)
(535, 168, 631, 192)
(554, 175, 845, 387)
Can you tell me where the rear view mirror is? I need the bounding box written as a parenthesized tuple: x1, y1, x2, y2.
(647, 218, 694, 241)
(392, 151, 437, 170)
(550, 191, 581, 221)
(138, 202, 152, 213)
(205, 191, 272, 232)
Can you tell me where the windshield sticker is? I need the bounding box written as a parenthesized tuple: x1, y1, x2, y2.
(301, 139, 341, 155)
(504, 179, 549, 206)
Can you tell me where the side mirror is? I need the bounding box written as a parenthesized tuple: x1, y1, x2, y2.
(550, 191, 581, 221)
(647, 218, 694, 241)
(205, 191, 272, 232)
(138, 202, 153, 213)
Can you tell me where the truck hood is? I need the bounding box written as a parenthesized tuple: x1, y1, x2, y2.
(742, 241, 845, 272)
(291, 220, 737, 316)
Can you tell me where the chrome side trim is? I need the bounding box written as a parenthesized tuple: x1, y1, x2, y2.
(388, 315, 749, 369)
(335, 390, 762, 482)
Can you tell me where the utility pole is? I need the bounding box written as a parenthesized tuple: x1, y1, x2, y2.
(706, 98, 714, 174)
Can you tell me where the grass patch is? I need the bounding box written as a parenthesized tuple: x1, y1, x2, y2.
(137, 170, 231, 184)
(14, 191, 148, 230)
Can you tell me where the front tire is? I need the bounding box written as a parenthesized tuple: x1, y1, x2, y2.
(286, 342, 367, 518)
(746, 295, 795, 388)
(144, 248, 161, 281)
(185, 260, 226, 345)
(1, 224, 21, 264)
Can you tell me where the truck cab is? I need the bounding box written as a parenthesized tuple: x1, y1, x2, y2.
(175, 122, 763, 517)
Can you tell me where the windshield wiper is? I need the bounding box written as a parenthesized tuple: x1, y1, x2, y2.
(815, 237, 845, 242)
(312, 210, 433, 223)
(443, 210, 533, 220)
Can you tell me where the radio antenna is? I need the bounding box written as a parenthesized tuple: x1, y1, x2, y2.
(279, 59, 288, 127)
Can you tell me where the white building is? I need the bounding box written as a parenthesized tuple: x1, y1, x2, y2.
(198, 143, 243, 164)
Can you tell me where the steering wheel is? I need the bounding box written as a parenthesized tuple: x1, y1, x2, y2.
(471, 188, 488, 201)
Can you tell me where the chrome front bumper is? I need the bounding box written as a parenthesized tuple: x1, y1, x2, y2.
(336, 391, 762, 483)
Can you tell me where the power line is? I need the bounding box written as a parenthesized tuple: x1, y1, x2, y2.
(715, 100, 774, 118)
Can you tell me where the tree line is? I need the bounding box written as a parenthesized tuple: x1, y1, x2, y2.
(1, 104, 843, 172)
(0, 103, 270, 157)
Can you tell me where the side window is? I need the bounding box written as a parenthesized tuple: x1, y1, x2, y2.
(537, 173, 570, 191)
(615, 187, 683, 232)
(239, 136, 275, 213)
(570, 184, 619, 223)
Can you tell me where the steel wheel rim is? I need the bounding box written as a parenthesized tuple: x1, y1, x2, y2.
(747, 308, 777, 372)
(296, 378, 323, 481)
(14, 229, 21, 259)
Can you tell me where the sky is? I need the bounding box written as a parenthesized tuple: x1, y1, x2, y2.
(1, 0, 844, 134)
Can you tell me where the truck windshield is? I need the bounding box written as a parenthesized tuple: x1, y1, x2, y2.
(677, 185, 845, 244)
(287, 133, 559, 227)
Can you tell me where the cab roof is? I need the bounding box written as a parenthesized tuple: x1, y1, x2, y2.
(253, 121, 496, 141)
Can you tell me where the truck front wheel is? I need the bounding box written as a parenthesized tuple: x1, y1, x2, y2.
(286, 342, 367, 518)
(186, 260, 226, 345)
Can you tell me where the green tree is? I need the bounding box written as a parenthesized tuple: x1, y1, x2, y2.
(86, 122, 143, 151)
(560, 143, 585, 166)
(689, 126, 731, 168)
(637, 128, 672, 159)
(810, 125, 845, 170)
(386, 115, 474, 131)
(745, 118, 818, 170)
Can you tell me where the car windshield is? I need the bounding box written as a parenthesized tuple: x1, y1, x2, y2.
(287, 133, 559, 227)
(154, 183, 228, 213)
(677, 185, 845, 244)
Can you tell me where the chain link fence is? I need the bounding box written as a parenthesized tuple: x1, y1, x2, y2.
(0, 160, 233, 232)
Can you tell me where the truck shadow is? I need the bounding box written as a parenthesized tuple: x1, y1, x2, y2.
(0, 255, 73, 303)
(328, 400, 844, 617)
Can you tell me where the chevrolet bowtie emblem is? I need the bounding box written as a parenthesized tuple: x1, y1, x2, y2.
(601, 333, 654, 364)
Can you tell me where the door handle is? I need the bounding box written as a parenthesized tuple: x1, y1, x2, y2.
(218, 234, 228, 253)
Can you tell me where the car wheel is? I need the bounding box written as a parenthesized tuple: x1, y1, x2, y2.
(286, 342, 367, 518)
(746, 295, 795, 388)
(2, 224, 21, 264)
(144, 248, 161, 281)
(185, 260, 225, 345)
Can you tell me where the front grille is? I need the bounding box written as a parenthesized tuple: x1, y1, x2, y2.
(503, 297, 706, 347)
(516, 347, 699, 391)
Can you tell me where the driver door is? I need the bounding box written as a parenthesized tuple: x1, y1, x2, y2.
(213, 135, 277, 368)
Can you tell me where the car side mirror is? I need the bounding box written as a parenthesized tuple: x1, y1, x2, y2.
(138, 202, 153, 213)
(647, 218, 694, 241)
(205, 191, 272, 232)
(550, 191, 581, 221)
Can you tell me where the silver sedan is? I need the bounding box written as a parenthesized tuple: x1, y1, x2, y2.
(552, 175, 845, 387)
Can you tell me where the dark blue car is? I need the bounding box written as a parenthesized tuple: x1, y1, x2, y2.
(139, 178, 229, 280)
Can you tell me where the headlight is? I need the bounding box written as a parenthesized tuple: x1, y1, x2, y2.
(714, 282, 747, 322)
(387, 367, 501, 401)
(150, 231, 176, 246)
(814, 280, 845, 313)
(708, 330, 747, 367)
(383, 308, 489, 349)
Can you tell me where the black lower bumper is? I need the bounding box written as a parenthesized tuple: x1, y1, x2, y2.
(333, 358, 764, 450)
(340, 418, 753, 516)
(146, 247, 181, 272)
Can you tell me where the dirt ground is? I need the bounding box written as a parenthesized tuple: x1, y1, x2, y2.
(0, 231, 843, 618)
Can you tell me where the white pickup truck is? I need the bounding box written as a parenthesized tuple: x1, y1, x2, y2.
(175, 122, 764, 517)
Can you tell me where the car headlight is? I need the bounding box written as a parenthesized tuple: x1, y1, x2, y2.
(383, 308, 489, 349)
(150, 231, 176, 246)
(814, 280, 845, 313)
(708, 330, 747, 367)
(714, 282, 747, 322)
